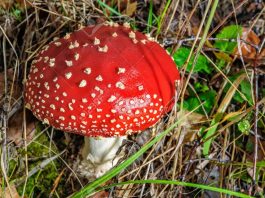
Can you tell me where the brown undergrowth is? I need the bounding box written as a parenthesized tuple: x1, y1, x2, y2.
(0, 0, 264, 197)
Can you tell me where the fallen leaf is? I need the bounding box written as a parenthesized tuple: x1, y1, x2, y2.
(234, 28, 264, 65)
(256, 48, 265, 65)
(7, 110, 36, 146)
(88, 191, 109, 198)
(0, 0, 14, 9)
(213, 51, 232, 62)
(222, 107, 245, 122)
(124, 1, 137, 16)
(177, 110, 206, 142)
(0, 185, 20, 198)
(204, 36, 233, 63)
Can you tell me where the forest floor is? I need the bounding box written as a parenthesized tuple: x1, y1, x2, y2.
(0, 0, 265, 197)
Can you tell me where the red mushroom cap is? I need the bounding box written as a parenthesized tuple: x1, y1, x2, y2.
(24, 22, 180, 137)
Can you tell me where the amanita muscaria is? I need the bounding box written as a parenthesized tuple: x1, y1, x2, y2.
(25, 22, 180, 178)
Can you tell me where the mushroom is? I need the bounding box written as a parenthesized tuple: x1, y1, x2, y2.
(24, 22, 180, 178)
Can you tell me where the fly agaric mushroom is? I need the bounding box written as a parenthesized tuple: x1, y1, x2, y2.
(24, 22, 180, 178)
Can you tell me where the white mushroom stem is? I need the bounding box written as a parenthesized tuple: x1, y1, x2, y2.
(79, 136, 126, 179)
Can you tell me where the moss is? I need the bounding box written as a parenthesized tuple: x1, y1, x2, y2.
(16, 125, 62, 197)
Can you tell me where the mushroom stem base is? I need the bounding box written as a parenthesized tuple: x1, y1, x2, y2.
(78, 136, 126, 179)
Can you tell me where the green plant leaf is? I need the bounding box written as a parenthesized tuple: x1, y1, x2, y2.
(183, 90, 216, 115)
(216, 59, 226, 69)
(97, 0, 121, 16)
(11, 7, 22, 21)
(224, 74, 253, 105)
(238, 120, 251, 135)
(194, 82, 210, 93)
(214, 25, 242, 53)
(171, 47, 212, 74)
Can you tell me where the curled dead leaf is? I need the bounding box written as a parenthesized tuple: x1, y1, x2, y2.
(178, 110, 206, 142)
(234, 28, 264, 65)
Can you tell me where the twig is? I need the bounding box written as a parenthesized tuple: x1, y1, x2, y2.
(49, 168, 66, 197)
(139, 163, 151, 198)
(251, 49, 259, 196)
(0, 21, 13, 197)
(7, 96, 23, 120)
(163, 37, 260, 51)
(15, 150, 66, 186)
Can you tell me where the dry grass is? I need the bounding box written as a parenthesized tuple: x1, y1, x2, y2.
(0, 0, 265, 197)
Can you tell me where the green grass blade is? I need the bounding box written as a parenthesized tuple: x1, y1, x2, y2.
(196, 0, 219, 53)
(156, 0, 172, 36)
(147, 0, 153, 33)
(98, 180, 253, 198)
(202, 113, 223, 156)
(97, 0, 121, 16)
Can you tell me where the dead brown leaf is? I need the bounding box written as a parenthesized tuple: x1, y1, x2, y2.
(88, 191, 109, 198)
(123, 1, 137, 16)
(178, 110, 206, 142)
(8, 110, 36, 146)
(104, 0, 137, 16)
(234, 28, 265, 65)
(0, 185, 20, 198)
(0, 0, 14, 9)
(257, 48, 265, 65)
